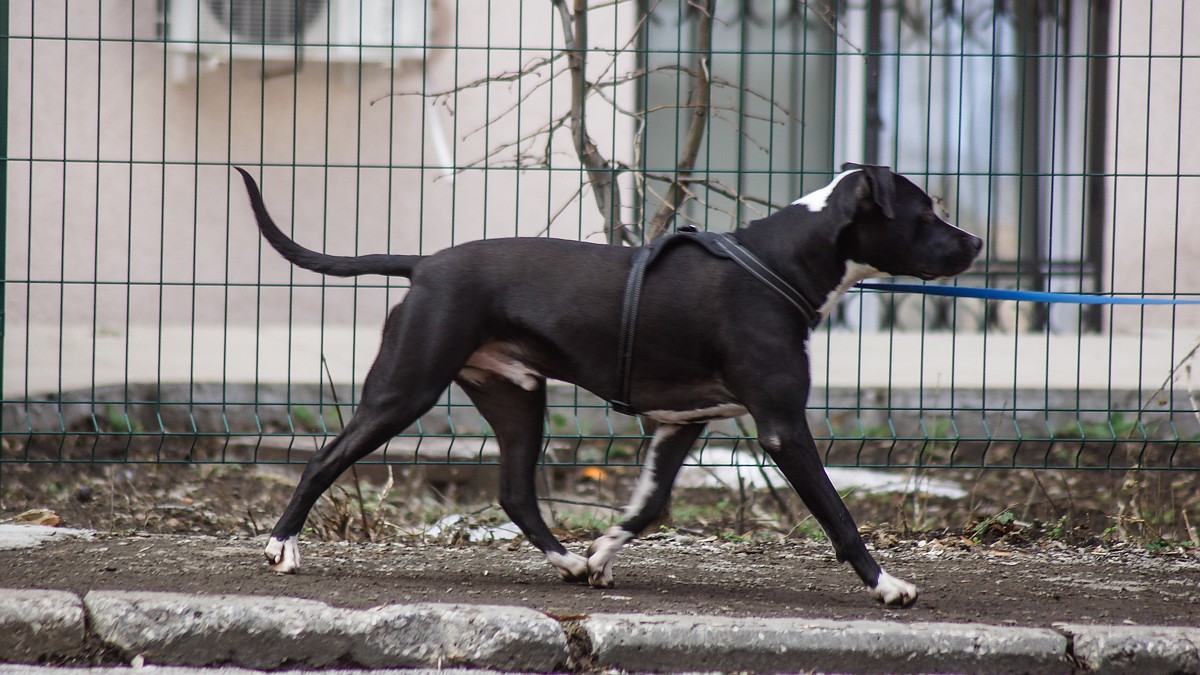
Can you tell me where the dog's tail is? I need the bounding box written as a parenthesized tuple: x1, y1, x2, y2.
(235, 167, 420, 278)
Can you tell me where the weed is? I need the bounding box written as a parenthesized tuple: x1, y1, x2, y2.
(788, 518, 827, 542)
(1048, 515, 1069, 539)
(1144, 538, 1174, 553)
(548, 413, 572, 436)
(100, 405, 140, 433)
(291, 407, 320, 432)
(971, 509, 1016, 543)
(556, 511, 613, 533)
(1052, 413, 1139, 440)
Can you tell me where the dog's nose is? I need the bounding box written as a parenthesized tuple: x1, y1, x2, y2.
(968, 235, 984, 254)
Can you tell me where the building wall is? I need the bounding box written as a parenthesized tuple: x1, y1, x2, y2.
(5, 0, 1197, 339)
(1106, 0, 1200, 332)
(6, 0, 636, 332)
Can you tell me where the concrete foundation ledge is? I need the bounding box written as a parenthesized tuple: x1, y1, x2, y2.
(579, 613, 1071, 674)
(1055, 624, 1200, 674)
(6, 588, 1200, 673)
(81, 591, 568, 671)
(0, 589, 87, 663)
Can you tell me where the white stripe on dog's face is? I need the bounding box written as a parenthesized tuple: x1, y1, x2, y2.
(791, 170, 858, 212)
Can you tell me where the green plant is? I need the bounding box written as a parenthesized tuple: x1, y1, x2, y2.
(1144, 538, 1174, 553)
(971, 509, 1015, 543)
(1052, 413, 1139, 440)
(548, 413, 571, 435)
(291, 407, 320, 431)
(788, 518, 827, 542)
(1047, 515, 1069, 539)
(100, 405, 140, 433)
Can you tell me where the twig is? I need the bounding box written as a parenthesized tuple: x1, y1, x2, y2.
(553, 0, 633, 245)
(321, 354, 374, 541)
(646, 0, 714, 240)
(372, 53, 565, 107)
(1132, 334, 1200, 435)
(734, 417, 790, 516)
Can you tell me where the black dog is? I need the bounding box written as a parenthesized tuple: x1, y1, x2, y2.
(237, 164, 981, 606)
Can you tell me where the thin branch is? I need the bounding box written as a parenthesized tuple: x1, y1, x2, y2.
(640, 170, 784, 214)
(553, 0, 634, 245)
(461, 62, 569, 142)
(1133, 335, 1200, 434)
(646, 0, 714, 240)
(372, 53, 565, 108)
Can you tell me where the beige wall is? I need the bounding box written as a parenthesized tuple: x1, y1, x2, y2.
(1106, 0, 1200, 332)
(6, 0, 635, 332)
(6, 0, 1198, 339)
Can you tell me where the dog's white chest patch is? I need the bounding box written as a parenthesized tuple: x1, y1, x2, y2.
(791, 170, 857, 212)
(819, 261, 885, 317)
(460, 343, 542, 391)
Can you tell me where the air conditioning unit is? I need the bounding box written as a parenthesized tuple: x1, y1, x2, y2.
(162, 0, 430, 78)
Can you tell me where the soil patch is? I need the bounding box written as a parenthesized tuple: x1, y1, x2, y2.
(3, 436, 1199, 626)
(2, 531, 1199, 627)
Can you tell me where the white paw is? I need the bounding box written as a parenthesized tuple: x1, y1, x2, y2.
(870, 569, 918, 607)
(586, 527, 632, 589)
(546, 551, 589, 583)
(265, 535, 300, 574)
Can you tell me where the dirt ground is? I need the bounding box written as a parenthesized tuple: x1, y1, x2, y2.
(2, 451, 1200, 624)
(2, 438, 1200, 627)
(2, 531, 1199, 627)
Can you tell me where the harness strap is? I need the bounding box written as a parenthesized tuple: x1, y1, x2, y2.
(701, 233, 821, 324)
(611, 230, 821, 415)
(612, 247, 652, 415)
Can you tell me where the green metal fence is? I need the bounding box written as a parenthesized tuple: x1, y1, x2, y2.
(2, 0, 1198, 474)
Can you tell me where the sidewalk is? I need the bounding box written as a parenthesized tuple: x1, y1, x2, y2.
(3, 527, 1200, 674)
(4, 587, 1200, 673)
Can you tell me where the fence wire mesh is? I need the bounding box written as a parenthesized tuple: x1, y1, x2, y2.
(2, 0, 1199, 476)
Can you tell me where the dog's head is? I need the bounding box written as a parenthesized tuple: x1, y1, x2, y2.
(820, 163, 983, 280)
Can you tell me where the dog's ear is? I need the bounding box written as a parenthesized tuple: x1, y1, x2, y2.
(840, 162, 896, 220)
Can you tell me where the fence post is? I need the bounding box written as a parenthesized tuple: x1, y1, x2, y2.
(0, 0, 9, 487)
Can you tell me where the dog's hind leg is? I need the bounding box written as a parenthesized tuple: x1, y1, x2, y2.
(265, 298, 480, 573)
(458, 377, 590, 582)
(586, 422, 705, 588)
(265, 405, 417, 572)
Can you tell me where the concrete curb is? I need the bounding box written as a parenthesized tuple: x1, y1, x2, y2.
(579, 613, 1070, 674)
(4, 588, 1200, 673)
(1056, 624, 1200, 674)
(82, 591, 567, 671)
(0, 590, 86, 663)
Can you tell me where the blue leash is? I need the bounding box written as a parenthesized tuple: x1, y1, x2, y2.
(854, 282, 1200, 306)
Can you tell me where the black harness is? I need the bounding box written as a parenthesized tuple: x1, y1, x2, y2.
(611, 229, 823, 415)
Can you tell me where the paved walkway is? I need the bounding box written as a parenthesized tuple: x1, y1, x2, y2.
(3, 527, 1200, 674)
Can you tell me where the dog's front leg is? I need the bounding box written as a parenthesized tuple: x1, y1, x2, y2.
(586, 423, 705, 588)
(758, 418, 918, 607)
